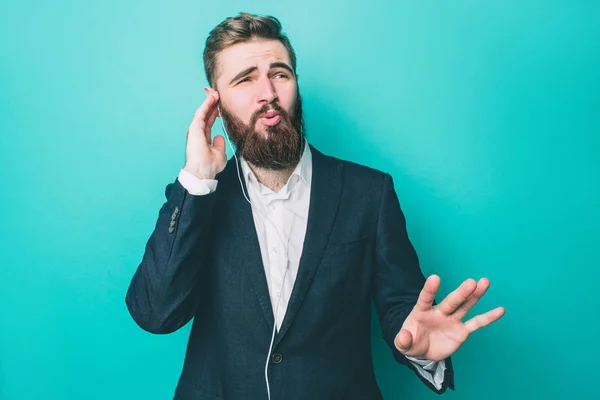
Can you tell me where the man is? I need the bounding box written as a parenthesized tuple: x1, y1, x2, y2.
(126, 12, 505, 400)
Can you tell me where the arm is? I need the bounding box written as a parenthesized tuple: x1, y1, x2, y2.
(126, 90, 226, 334)
(372, 172, 455, 393)
(124, 172, 218, 334)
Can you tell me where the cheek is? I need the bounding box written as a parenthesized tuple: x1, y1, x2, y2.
(226, 95, 254, 123)
(278, 84, 298, 113)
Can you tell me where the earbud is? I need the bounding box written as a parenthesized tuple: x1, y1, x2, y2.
(219, 107, 288, 400)
(217, 104, 222, 118)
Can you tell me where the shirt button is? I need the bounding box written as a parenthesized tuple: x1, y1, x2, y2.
(272, 247, 278, 254)
(271, 352, 283, 364)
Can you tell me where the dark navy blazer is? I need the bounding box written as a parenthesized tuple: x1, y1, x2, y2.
(126, 144, 454, 399)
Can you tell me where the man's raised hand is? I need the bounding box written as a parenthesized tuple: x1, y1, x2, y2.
(183, 91, 227, 180)
(394, 275, 505, 361)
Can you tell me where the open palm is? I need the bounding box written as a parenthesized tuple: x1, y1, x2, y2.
(395, 275, 505, 362)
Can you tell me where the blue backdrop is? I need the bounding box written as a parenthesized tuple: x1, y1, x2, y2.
(1, 1, 598, 399)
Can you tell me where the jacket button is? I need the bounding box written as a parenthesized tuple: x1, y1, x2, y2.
(170, 206, 180, 222)
(271, 352, 283, 364)
(168, 206, 180, 233)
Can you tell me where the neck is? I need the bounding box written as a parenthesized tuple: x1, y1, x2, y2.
(247, 162, 296, 193)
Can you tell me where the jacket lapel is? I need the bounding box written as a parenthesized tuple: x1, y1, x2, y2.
(218, 144, 344, 341)
(219, 156, 276, 332)
(274, 145, 343, 345)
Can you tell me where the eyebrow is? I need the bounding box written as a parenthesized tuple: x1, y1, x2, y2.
(228, 62, 295, 85)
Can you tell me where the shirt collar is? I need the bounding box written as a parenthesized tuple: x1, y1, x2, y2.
(239, 137, 312, 194)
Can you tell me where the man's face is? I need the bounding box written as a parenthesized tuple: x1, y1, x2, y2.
(208, 39, 305, 170)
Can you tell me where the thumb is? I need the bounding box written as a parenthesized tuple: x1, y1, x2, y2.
(213, 135, 226, 154)
(394, 329, 413, 353)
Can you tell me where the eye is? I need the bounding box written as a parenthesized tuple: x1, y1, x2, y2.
(237, 77, 251, 84)
(274, 73, 289, 79)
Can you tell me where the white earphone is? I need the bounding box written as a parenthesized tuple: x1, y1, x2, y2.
(217, 106, 289, 400)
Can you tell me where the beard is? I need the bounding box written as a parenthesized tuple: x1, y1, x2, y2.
(219, 89, 306, 171)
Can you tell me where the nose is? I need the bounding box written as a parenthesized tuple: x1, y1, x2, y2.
(257, 76, 278, 105)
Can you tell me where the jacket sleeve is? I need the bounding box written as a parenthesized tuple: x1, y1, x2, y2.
(125, 177, 218, 334)
(372, 172, 455, 394)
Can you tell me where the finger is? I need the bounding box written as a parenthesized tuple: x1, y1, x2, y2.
(189, 93, 220, 148)
(413, 275, 440, 312)
(191, 93, 218, 130)
(213, 135, 226, 155)
(452, 278, 490, 320)
(204, 104, 219, 143)
(437, 278, 477, 315)
(394, 329, 413, 353)
(464, 306, 505, 334)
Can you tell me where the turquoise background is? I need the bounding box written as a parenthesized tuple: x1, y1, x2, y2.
(1, 1, 598, 399)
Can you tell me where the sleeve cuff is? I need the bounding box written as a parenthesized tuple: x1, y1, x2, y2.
(178, 169, 218, 195)
(406, 356, 446, 390)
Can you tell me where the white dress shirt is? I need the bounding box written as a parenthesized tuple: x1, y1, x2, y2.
(176, 140, 446, 389)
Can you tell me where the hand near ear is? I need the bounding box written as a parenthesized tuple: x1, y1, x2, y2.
(183, 91, 227, 180)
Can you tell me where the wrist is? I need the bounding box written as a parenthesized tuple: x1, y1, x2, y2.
(183, 164, 216, 180)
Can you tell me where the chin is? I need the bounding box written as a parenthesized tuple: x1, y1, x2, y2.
(257, 123, 280, 136)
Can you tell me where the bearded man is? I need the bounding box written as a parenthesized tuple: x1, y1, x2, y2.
(126, 12, 505, 400)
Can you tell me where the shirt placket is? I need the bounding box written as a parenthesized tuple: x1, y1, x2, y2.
(267, 197, 292, 328)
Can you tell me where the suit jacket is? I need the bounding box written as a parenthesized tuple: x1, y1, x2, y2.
(126, 144, 455, 399)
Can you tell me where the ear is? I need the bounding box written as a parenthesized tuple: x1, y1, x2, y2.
(204, 86, 217, 97)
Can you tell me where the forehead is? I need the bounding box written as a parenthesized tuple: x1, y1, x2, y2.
(215, 39, 291, 78)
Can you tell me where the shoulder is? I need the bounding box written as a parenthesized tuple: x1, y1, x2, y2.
(311, 144, 390, 188)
